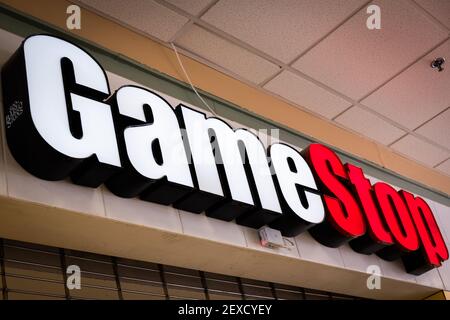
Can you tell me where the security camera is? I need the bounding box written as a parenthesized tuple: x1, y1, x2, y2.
(431, 57, 445, 72)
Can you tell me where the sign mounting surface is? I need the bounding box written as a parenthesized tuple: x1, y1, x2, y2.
(1, 34, 448, 275)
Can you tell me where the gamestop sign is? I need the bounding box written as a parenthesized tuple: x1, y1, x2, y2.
(1, 35, 448, 275)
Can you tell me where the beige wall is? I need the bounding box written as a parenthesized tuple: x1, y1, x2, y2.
(426, 291, 450, 300)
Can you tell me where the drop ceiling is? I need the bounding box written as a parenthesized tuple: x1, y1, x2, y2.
(75, 0, 450, 178)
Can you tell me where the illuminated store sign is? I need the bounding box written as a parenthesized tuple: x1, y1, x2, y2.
(1, 35, 448, 275)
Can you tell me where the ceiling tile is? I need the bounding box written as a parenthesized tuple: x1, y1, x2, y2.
(334, 107, 406, 145)
(361, 40, 450, 130)
(435, 158, 450, 176)
(264, 71, 352, 119)
(201, 0, 367, 63)
(415, 108, 450, 150)
(293, 0, 448, 100)
(175, 25, 280, 84)
(77, 0, 189, 42)
(414, 0, 450, 29)
(165, 0, 214, 16)
(390, 134, 449, 167)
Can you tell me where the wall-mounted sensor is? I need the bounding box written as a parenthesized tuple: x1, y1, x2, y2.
(431, 57, 445, 72)
(258, 226, 285, 249)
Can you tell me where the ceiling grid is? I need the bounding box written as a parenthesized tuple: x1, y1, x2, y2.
(74, 0, 450, 176)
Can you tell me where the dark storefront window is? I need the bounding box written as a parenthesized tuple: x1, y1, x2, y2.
(0, 238, 360, 300)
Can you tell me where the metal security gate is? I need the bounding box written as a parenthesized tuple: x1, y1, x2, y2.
(0, 238, 360, 300)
